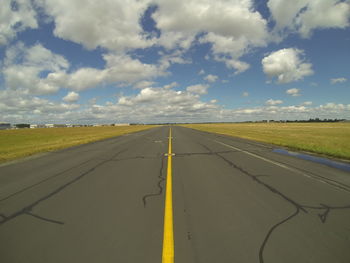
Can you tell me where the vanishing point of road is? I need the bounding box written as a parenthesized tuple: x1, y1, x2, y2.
(1, 126, 350, 263)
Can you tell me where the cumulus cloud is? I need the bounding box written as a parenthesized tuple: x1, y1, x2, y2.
(2, 42, 166, 94)
(1, 84, 349, 123)
(158, 49, 192, 70)
(153, 0, 268, 70)
(265, 99, 283, 105)
(286, 88, 301, 96)
(320, 102, 347, 110)
(134, 81, 155, 89)
(36, 0, 155, 51)
(186, 84, 209, 94)
(63, 91, 79, 103)
(302, 101, 312, 106)
(0, 0, 38, 45)
(3, 42, 69, 95)
(60, 54, 165, 91)
(113, 85, 218, 122)
(268, 0, 350, 38)
(242, 92, 249, 97)
(198, 69, 205, 75)
(262, 48, 313, 84)
(331, 77, 347, 84)
(163, 82, 178, 89)
(214, 56, 250, 74)
(204, 74, 218, 83)
(0, 89, 80, 123)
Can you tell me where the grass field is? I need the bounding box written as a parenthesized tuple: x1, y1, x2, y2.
(0, 125, 155, 163)
(182, 123, 350, 160)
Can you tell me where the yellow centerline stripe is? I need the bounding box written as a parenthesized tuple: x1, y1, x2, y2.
(162, 128, 174, 263)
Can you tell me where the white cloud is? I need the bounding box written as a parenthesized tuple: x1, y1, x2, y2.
(3, 42, 69, 95)
(1, 84, 349, 123)
(153, 0, 267, 40)
(0, 89, 80, 123)
(186, 84, 209, 94)
(198, 69, 205, 75)
(2, 42, 167, 94)
(133, 81, 155, 89)
(163, 82, 178, 89)
(242, 92, 249, 97)
(302, 101, 312, 106)
(214, 55, 250, 74)
(32, 0, 269, 71)
(204, 74, 218, 83)
(63, 91, 79, 103)
(112, 85, 218, 122)
(102, 53, 166, 86)
(320, 102, 347, 111)
(286, 88, 301, 97)
(153, 0, 268, 69)
(223, 102, 350, 121)
(63, 54, 165, 91)
(265, 99, 283, 105)
(331, 77, 347, 84)
(158, 49, 192, 72)
(0, 0, 38, 45)
(268, 0, 350, 38)
(262, 48, 313, 84)
(36, 0, 154, 51)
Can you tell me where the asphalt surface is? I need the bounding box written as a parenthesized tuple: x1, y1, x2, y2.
(1, 126, 350, 263)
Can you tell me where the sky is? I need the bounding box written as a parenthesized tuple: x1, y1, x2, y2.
(0, 0, 350, 124)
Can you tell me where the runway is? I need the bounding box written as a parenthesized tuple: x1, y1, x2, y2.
(1, 126, 349, 262)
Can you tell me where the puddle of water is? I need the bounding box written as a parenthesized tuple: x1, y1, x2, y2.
(273, 148, 350, 173)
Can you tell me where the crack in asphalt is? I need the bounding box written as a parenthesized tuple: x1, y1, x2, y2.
(196, 142, 350, 263)
(258, 208, 300, 263)
(192, 128, 350, 192)
(175, 150, 236, 157)
(0, 159, 94, 203)
(142, 156, 166, 207)
(97, 155, 160, 162)
(270, 159, 350, 192)
(25, 211, 65, 225)
(0, 149, 127, 226)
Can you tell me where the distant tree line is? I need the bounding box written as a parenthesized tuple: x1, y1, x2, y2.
(15, 124, 30, 128)
(161, 118, 348, 125)
(273, 118, 346, 123)
(8, 119, 348, 128)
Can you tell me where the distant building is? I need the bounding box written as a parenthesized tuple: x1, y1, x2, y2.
(53, 124, 67, 128)
(0, 123, 11, 130)
(45, 124, 67, 128)
(30, 124, 46, 129)
(114, 123, 130, 126)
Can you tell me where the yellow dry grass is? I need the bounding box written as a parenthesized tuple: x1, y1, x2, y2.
(0, 125, 156, 163)
(181, 123, 350, 160)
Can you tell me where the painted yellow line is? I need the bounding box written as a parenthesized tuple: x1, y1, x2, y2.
(162, 128, 174, 263)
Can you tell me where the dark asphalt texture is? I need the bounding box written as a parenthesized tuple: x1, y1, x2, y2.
(0, 126, 350, 263)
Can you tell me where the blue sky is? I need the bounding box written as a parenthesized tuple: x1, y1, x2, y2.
(0, 0, 349, 124)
